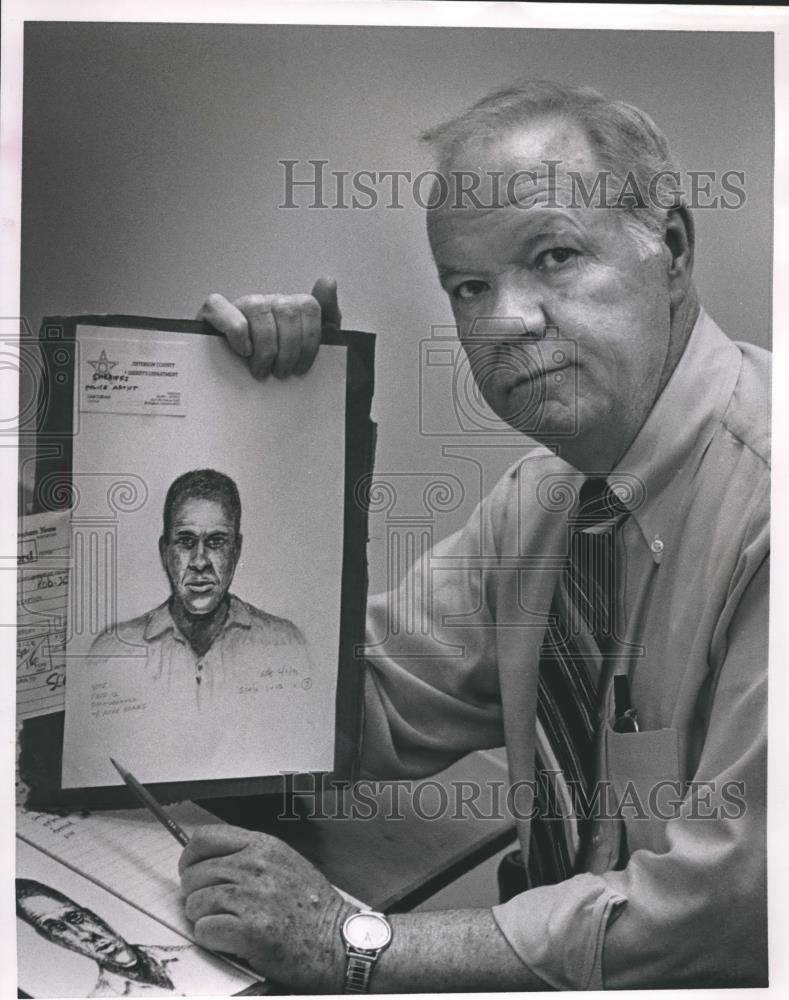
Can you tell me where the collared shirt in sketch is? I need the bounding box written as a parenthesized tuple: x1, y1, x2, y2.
(87, 943, 188, 996)
(362, 310, 769, 989)
(90, 595, 310, 707)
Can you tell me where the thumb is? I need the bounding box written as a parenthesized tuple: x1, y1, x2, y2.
(311, 276, 342, 329)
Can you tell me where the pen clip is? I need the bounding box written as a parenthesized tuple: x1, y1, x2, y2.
(613, 674, 639, 733)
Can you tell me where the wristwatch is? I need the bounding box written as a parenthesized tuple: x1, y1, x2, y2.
(341, 910, 392, 993)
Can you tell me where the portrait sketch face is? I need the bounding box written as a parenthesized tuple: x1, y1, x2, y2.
(15, 839, 257, 997)
(16, 881, 136, 970)
(158, 472, 243, 618)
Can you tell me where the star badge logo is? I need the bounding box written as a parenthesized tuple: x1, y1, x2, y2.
(88, 350, 118, 376)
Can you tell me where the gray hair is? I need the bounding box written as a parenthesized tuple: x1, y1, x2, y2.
(421, 78, 683, 255)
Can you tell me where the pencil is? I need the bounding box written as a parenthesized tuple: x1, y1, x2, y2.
(109, 757, 190, 847)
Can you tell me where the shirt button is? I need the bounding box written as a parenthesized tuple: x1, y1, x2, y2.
(651, 538, 664, 555)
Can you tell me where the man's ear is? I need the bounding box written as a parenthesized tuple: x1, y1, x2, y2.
(664, 205, 695, 307)
(158, 536, 166, 569)
(235, 533, 243, 566)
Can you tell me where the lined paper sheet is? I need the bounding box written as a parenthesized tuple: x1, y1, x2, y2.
(17, 801, 221, 940)
(17, 801, 365, 944)
(16, 837, 257, 997)
(16, 510, 71, 720)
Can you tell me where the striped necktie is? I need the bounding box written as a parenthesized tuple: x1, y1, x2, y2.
(525, 477, 628, 888)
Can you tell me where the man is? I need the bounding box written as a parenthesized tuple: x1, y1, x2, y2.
(16, 878, 188, 995)
(177, 81, 768, 990)
(91, 468, 310, 701)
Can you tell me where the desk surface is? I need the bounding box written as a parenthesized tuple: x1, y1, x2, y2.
(201, 752, 516, 912)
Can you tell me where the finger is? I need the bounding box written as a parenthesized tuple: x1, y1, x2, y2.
(193, 914, 246, 958)
(178, 824, 259, 873)
(270, 296, 303, 379)
(184, 884, 240, 923)
(180, 858, 244, 897)
(198, 293, 253, 358)
(236, 296, 278, 380)
(293, 294, 322, 376)
(311, 276, 342, 329)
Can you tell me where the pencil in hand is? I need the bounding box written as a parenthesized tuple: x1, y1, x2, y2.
(110, 757, 190, 847)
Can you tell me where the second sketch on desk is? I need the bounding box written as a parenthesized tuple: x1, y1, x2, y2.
(18, 877, 192, 996)
(89, 468, 312, 699)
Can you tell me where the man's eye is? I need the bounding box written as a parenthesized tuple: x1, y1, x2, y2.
(206, 537, 228, 550)
(535, 247, 578, 271)
(65, 911, 84, 925)
(453, 280, 489, 301)
(176, 537, 196, 550)
(45, 920, 66, 933)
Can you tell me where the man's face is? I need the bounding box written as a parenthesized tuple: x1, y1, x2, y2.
(160, 497, 241, 616)
(428, 117, 675, 471)
(20, 893, 136, 968)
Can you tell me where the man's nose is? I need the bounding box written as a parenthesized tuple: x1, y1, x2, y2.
(488, 278, 547, 338)
(75, 926, 104, 945)
(189, 541, 210, 569)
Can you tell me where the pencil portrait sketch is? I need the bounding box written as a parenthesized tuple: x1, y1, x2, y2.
(89, 468, 311, 701)
(16, 877, 189, 995)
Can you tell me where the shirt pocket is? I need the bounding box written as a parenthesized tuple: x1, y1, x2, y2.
(604, 724, 680, 857)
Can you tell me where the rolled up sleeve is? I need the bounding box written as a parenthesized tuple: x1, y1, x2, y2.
(493, 874, 626, 990)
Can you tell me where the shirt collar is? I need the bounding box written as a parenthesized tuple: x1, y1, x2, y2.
(143, 593, 252, 641)
(606, 309, 742, 561)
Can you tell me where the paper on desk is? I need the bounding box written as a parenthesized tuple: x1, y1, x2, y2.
(16, 836, 257, 997)
(17, 800, 366, 942)
(17, 800, 225, 941)
(17, 510, 71, 720)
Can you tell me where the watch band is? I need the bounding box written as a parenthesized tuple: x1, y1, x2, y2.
(341, 910, 392, 994)
(344, 951, 377, 993)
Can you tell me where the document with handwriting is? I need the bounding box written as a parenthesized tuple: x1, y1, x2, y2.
(17, 801, 221, 940)
(17, 800, 363, 950)
(17, 510, 71, 720)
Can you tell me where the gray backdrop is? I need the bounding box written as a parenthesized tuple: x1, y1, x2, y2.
(21, 25, 773, 592)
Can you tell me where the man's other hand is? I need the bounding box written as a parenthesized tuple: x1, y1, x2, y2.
(178, 824, 354, 992)
(197, 277, 341, 380)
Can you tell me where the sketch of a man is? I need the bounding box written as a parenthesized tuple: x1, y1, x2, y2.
(16, 877, 187, 995)
(90, 469, 310, 699)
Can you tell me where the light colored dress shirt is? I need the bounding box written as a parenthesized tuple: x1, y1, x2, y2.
(362, 310, 769, 988)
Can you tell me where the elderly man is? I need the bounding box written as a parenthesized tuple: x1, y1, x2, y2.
(178, 81, 768, 990)
(91, 468, 309, 699)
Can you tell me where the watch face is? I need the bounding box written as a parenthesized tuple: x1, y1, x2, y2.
(344, 911, 392, 951)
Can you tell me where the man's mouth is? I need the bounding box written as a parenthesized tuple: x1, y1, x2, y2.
(509, 364, 568, 388)
(186, 580, 215, 593)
